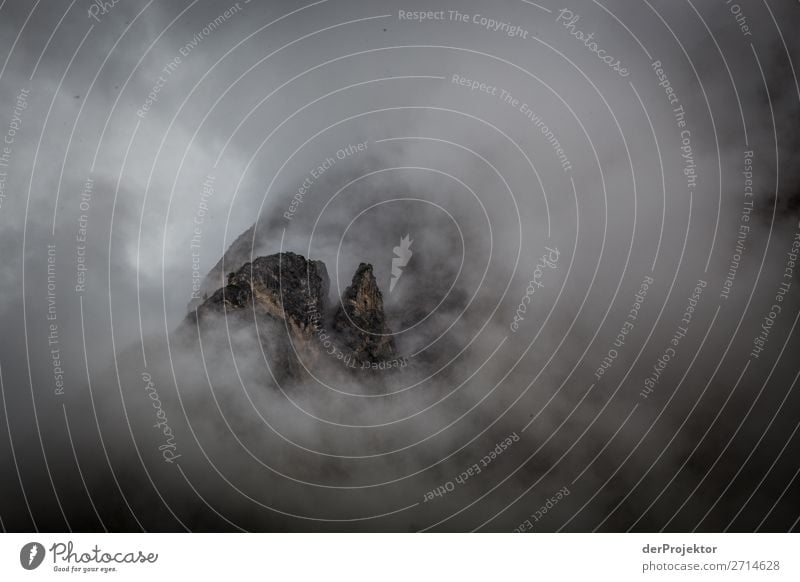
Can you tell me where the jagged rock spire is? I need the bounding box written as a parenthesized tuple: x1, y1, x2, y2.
(333, 263, 396, 363)
(190, 254, 398, 384)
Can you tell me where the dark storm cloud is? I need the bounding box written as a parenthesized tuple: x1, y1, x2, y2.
(0, 0, 799, 532)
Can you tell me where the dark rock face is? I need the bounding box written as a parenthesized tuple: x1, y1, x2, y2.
(195, 252, 328, 329)
(333, 263, 396, 363)
(189, 253, 397, 384)
(189, 252, 329, 382)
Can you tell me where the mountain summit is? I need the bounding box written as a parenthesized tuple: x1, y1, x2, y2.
(188, 252, 399, 383)
(333, 263, 396, 363)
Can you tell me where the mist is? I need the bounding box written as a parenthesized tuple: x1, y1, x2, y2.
(1, 0, 799, 532)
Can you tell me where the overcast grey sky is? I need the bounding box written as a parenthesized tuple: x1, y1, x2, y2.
(0, 0, 799, 532)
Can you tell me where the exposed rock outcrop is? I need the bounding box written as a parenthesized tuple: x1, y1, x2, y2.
(333, 263, 396, 363)
(187, 253, 398, 384)
(194, 252, 328, 330)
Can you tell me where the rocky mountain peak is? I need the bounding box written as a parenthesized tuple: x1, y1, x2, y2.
(195, 252, 329, 332)
(189, 253, 399, 383)
(333, 262, 396, 363)
(344, 263, 384, 316)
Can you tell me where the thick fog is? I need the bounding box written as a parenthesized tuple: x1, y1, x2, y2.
(0, 0, 799, 531)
